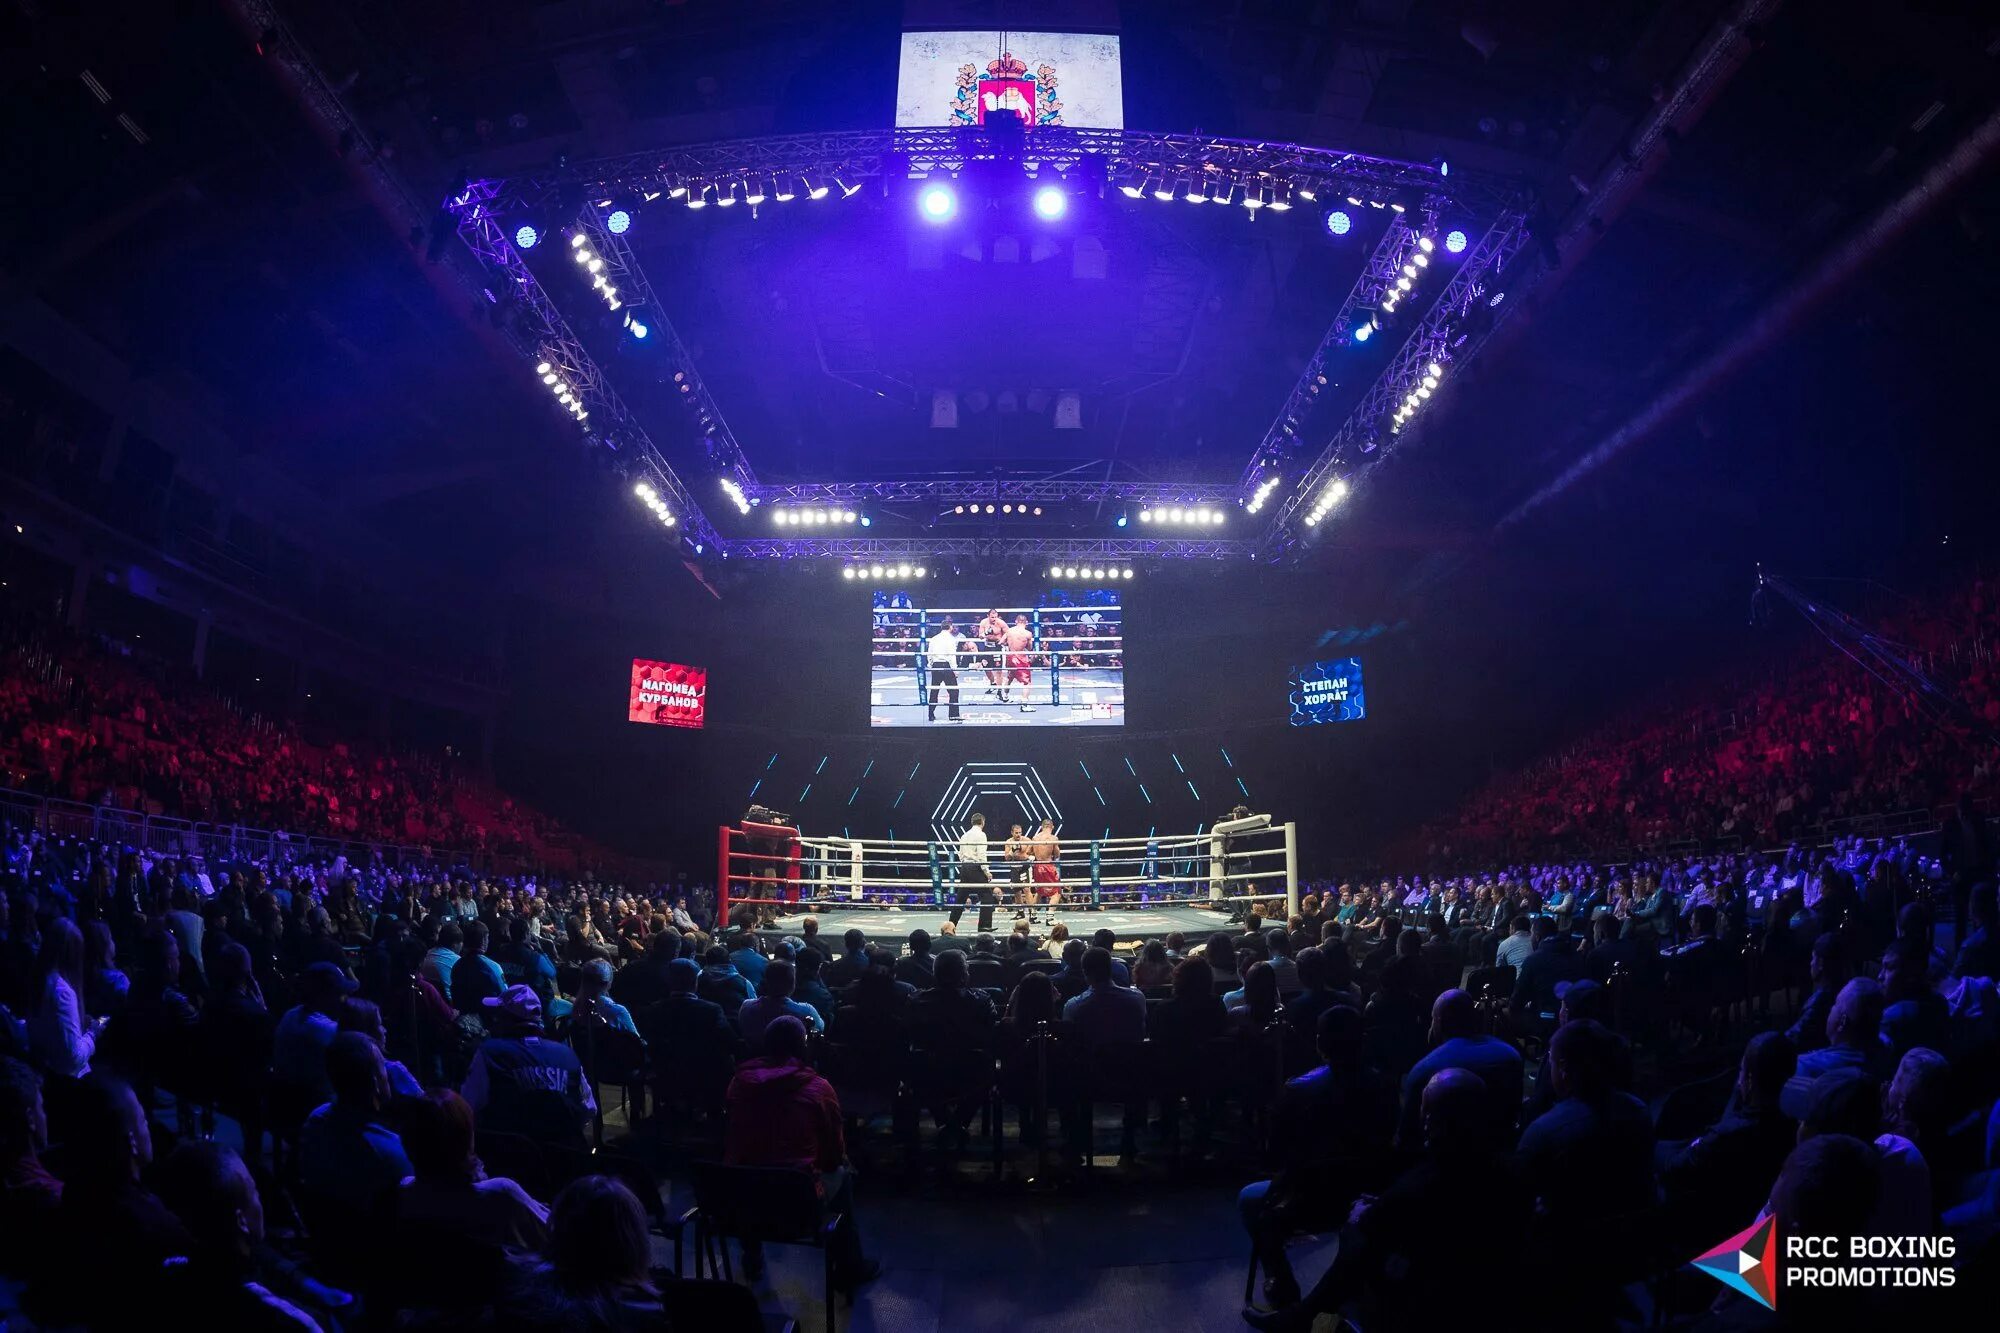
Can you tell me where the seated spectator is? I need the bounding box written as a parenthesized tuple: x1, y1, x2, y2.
(396, 1088, 549, 1250)
(1051, 938, 1091, 1000)
(1952, 881, 1998, 980)
(1785, 1066, 1932, 1238)
(504, 1176, 665, 1332)
(53, 1073, 194, 1325)
(608, 929, 676, 1011)
(154, 1140, 326, 1331)
(334, 996, 423, 1098)
(1785, 932, 1850, 1053)
(1204, 933, 1241, 992)
(696, 944, 755, 1017)
(1263, 929, 1300, 992)
(793, 946, 838, 1024)
(1089, 928, 1133, 985)
(1494, 913, 1534, 971)
(272, 962, 357, 1109)
(450, 921, 507, 1011)
(299, 1032, 412, 1219)
(824, 928, 870, 989)
(1227, 959, 1284, 1033)
(1239, 1006, 1397, 1307)
(1245, 1068, 1532, 1332)
(575, 958, 640, 1038)
(1150, 957, 1229, 1050)
(737, 958, 826, 1049)
(1511, 915, 1585, 1017)
(1062, 946, 1146, 1045)
(722, 1016, 879, 1292)
(907, 950, 998, 1144)
(1280, 948, 1343, 1049)
(421, 921, 464, 1004)
(83, 918, 129, 1018)
(1879, 937, 1951, 1056)
(1397, 988, 1523, 1147)
(1417, 915, 1462, 1000)
(1516, 1019, 1653, 1225)
(1659, 1031, 1798, 1243)
(637, 958, 735, 1111)
(1786, 978, 1893, 1107)
(1763, 1134, 1885, 1324)
(1132, 939, 1175, 990)
(1883, 1047, 1961, 1198)
(462, 985, 595, 1149)
(1585, 911, 1640, 985)
(894, 929, 937, 990)
(727, 929, 770, 989)
(28, 918, 100, 1079)
(0, 1057, 60, 1275)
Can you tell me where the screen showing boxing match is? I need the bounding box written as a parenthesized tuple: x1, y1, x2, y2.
(627, 659, 707, 729)
(871, 595, 1125, 727)
(1288, 656, 1365, 726)
(895, 31, 1125, 130)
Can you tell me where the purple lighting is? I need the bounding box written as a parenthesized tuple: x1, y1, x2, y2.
(1032, 185, 1067, 220)
(918, 183, 956, 221)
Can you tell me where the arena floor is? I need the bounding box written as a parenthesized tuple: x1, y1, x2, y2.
(756, 898, 1235, 946)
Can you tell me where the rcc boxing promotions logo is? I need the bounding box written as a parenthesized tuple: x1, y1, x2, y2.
(1693, 1217, 1779, 1311)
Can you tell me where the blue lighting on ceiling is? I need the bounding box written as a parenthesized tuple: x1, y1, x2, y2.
(514, 224, 540, 249)
(607, 209, 631, 234)
(1354, 322, 1374, 343)
(1325, 209, 1352, 237)
(1445, 229, 1469, 254)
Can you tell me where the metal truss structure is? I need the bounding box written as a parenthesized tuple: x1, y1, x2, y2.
(718, 536, 1259, 562)
(470, 127, 1459, 214)
(444, 122, 1536, 570)
(456, 182, 721, 551)
(743, 478, 1245, 506)
(1261, 208, 1536, 556)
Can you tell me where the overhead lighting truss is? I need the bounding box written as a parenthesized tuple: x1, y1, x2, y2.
(716, 536, 1258, 562)
(1262, 210, 1536, 555)
(743, 478, 1245, 507)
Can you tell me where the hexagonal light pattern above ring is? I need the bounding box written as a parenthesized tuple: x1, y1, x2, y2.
(931, 762, 1063, 845)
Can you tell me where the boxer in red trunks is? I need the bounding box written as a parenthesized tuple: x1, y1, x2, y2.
(1029, 819, 1061, 902)
(1003, 614, 1035, 713)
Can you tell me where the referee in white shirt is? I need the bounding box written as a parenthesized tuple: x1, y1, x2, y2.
(926, 619, 963, 723)
(951, 812, 995, 931)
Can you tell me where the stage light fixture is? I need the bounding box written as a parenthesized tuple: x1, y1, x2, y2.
(1115, 513, 1127, 528)
(1185, 180, 1209, 204)
(1297, 183, 1318, 202)
(1304, 478, 1350, 527)
(717, 181, 739, 208)
(1002, 504, 1013, 514)
(842, 567, 855, 580)
(1445, 229, 1468, 254)
(1353, 322, 1374, 343)
(914, 566, 927, 578)
(1246, 472, 1283, 514)
(954, 505, 965, 515)
(1269, 184, 1293, 212)
(514, 224, 540, 249)
(984, 504, 996, 514)
(606, 209, 631, 235)
(1214, 179, 1237, 206)
(1417, 235, 1436, 253)
(918, 182, 957, 221)
(1063, 566, 1077, 579)
(1048, 565, 1062, 578)
(870, 564, 884, 579)
(689, 184, 713, 209)
(859, 514, 871, 527)
(1325, 208, 1352, 237)
(1033, 185, 1068, 219)
(1119, 173, 1145, 199)
(1244, 184, 1267, 211)
(744, 177, 767, 205)
(718, 477, 751, 515)
(836, 176, 863, 198)
(1152, 178, 1177, 202)
(1032, 506, 1042, 516)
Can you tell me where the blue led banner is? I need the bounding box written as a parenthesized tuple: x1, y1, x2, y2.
(1289, 657, 1365, 725)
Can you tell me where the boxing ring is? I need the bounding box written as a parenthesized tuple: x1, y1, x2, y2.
(719, 814, 1297, 944)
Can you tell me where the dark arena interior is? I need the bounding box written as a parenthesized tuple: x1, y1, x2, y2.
(4, 1, 2000, 1329)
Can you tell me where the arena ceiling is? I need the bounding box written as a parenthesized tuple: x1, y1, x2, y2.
(5, 1, 1997, 622)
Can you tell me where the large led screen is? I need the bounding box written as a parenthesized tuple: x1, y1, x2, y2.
(895, 31, 1125, 130)
(871, 595, 1124, 728)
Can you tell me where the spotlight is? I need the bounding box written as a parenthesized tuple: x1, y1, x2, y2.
(1185, 180, 1209, 204)
(1032, 185, 1068, 219)
(1353, 322, 1373, 343)
(1417, 235, 1435, 253)
(1138, 174, 1163, 200)
(774, 176, 796, 201)
(717, 182, 738, 207)
(918, 182, 956, 220)
(690, 184, 713, 209)
(1445, 229, 1468, 254)
(835, 176, 863, 198)
(606, 209, 631, 235)
(1325, 208, 1352, 237)
(1032, 506, 1042, 516)
(1244, 184, 1267, 210)
(1151, 178, 1176, 202)
(1115, 513, 1128, 528)
(842, 567, 855, 580)
(804, 175, 829, 200)
(954, 505, 965, 515)
(859, 514, 871, 528)
(1002, 504, 1013, 514)
(1063, 566, 1077, 579)
(744, 177, 767, 205)
(1119, 174, 1145, 199)
(514, 224, 540, 249)
(623, 312, 649, 339)
(1269, 184, 1293, 212)
(914, 566, 927, 578)
(1138, 509, 1153, 523)
(870, 564, 884, 579)
(1213, 179, 1236, 206)
(1049, 565, 1062, 578)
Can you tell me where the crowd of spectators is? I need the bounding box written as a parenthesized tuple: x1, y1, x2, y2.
(1405, 576, 2000, 864)
(0, 607, 614, 869)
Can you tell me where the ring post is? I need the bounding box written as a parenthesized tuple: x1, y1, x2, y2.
(929, 838, 943, 906)
(1090, 839, 1102, 909)
(716, 824, 731, 929)
(1283, 821, 1300, 920)
(848, 838, 864, 901)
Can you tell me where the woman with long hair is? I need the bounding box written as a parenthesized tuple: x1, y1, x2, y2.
(28, 919, 100, 1079)
(505, 1176, 659, 1330)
